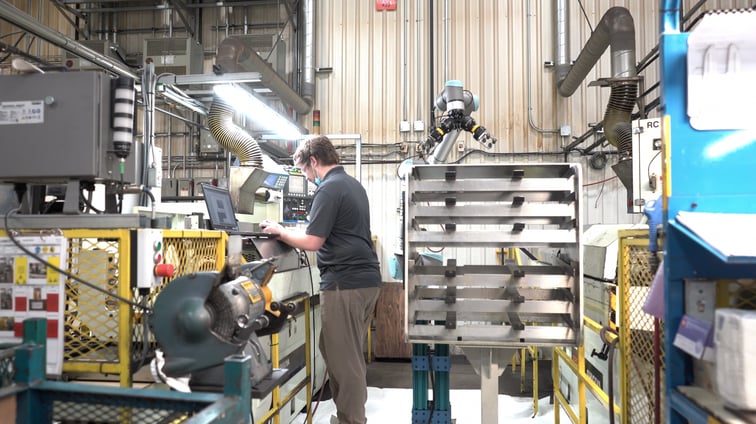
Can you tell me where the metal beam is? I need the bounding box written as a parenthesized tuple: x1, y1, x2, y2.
(64, 1, 286, 13)
(167, 0, 195, 37)
(0, 2, 138, 80)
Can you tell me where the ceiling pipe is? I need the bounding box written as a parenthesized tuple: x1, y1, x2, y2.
(216, 36, 312, 116)
(554, 0, 571, 85)
(0, 1, 138, 80)
(301, 0, 315, 106)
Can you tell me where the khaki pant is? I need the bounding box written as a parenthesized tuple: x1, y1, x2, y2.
(319, 286, 381, 424)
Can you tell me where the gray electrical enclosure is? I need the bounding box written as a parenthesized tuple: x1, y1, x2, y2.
(0, 71, 136, 184)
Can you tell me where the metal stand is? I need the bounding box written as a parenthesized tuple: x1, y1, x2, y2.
(412, 343, 451, 424)
(461, 347, 512, 424)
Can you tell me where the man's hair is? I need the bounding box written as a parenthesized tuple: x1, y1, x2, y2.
(293, 135, 340, 167)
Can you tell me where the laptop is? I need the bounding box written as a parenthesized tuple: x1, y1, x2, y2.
(200, 183, 296, 266)
(200, 183, 269, 237)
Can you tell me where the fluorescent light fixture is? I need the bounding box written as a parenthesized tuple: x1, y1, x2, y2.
(213, 84, 302, 140)
(157, 72, 263, 86)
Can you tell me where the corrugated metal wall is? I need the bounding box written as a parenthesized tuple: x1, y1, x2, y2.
(311, 0, 754, 280)
(1, 0, 753, 281)
(313, 0, 665, 278)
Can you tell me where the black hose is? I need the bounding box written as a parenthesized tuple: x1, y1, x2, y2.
(600, 326, 620, 424)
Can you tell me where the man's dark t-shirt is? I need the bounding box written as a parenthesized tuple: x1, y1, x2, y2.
(306, 166, 381, 290)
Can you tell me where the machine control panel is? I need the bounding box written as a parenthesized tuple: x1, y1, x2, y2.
(132, 229, 173, 288)
(282, 197, 312, 223)
(282, 170, 312, 223)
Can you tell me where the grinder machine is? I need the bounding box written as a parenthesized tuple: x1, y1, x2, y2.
(149, 259, 294, 391)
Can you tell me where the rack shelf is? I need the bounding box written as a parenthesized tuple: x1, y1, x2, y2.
(660, 9, 756, 423)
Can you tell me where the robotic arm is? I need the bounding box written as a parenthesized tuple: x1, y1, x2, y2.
(420, 80, 497, 163)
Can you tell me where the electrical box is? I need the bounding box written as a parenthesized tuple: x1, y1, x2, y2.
(198, 129, 224, 159)
(194, 178, 214, 196)
(162, 178, 178, 198)
(177, 179, 192, 197)
(131, 229, 165, 289)
(0, 71, 137, 184)
(64, 40, 123, 71)
(631, 118, 663, 213)
(583, 224, 636, 280)
(143, 37, 204, 76)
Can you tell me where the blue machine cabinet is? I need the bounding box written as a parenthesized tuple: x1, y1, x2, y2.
(660, 2, 756, 423)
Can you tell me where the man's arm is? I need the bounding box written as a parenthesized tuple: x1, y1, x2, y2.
(260, 219, 325, 251)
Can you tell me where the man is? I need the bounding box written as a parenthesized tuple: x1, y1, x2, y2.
(260, 135, 381, 424)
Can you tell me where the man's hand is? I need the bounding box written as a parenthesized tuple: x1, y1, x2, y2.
(260, 219, 283, 236)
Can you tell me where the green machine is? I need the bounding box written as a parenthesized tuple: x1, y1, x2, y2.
(150, 260, 294, 392)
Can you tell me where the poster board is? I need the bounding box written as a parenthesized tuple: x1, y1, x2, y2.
(0, 234, 66, 375)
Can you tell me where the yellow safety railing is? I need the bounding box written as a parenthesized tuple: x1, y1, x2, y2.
(256, 293, 313, 424)
(552, 316, 622, 424)
(554, 228, 666, 424)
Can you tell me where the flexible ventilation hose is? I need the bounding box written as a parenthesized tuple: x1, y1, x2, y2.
(603, 81, 638, 160)
(208, 94, 263, 167)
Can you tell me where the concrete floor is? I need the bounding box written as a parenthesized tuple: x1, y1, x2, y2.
(295, 387, 559, 424)
(300, 355, 558, 424)
(364, 355, 553, 398)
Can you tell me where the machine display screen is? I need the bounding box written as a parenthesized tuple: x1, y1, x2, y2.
(287, 175, 306, 195)
(200, 183, 238, 231)
(260, 173, 288, 191)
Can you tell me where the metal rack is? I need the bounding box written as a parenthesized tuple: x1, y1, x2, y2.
(660, 6, 756, 424)
(404, 163, 583, 347)
(2, 318, 252, 424)
(403, 163, 583, 424)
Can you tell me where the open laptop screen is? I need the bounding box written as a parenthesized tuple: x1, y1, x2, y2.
(200, 183, 238, 231)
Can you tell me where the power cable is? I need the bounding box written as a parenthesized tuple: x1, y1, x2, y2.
(427, 347, 436, 424)
(0, 34, 27, 63)
(576, 0, 594, 33)
(301, 249, 327, 421)
(600, 325, 620, 424)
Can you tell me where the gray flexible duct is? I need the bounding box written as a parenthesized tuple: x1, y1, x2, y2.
(217, 37, 311, 115)
(208, 95, 263, 168)
(557, 7, 637, 97)
(556, 6, 638, 189)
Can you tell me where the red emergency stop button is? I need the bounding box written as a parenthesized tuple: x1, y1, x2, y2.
(154, 263, 175, 278)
